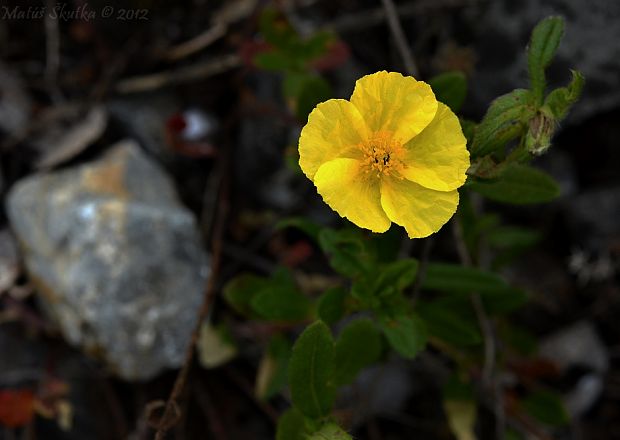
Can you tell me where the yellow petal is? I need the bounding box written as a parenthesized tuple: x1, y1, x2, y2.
(350, 71, 438, 144)
(299, 99, 369, 179)
(400, 103, 470, 191)
(380, 175, 459, 238)
(314, 158, 391, 233)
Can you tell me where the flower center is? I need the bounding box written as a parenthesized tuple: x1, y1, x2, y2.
(361, 132, 404, 177)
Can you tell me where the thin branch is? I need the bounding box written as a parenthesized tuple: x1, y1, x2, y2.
(380, 0, 419, 76)
(163, 24, 227, 62)
(471, 292, 495, 386)
(153, 156, 230, 440)
(223, 367, 279, 424)
(329, 0, 477, 34)
(452, 218, 503, 437)
(452, 218, 472, 266)
(411, 237, 433, 304)
(452, 219, 495, 382)
(193, 381, 229, 440)
(115, 54, 241, 94)
(44, 0, 62, 102)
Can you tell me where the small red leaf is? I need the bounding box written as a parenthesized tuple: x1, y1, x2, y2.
(0, 389, 35, 428)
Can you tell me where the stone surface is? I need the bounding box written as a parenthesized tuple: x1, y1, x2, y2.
(0, 229, 19, 293)
(566, 186, 620, 250)
(466, 0, 620, 122)
(539, 321, 608, 373)
(6, 141, 209, 381)
(0, 61, 31, 136)
(539, 321, 609, 417)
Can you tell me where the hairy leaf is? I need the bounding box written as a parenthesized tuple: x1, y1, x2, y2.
(471, 89, 536, 157)
(288, 321, 336, 418)
(333, 319, 382, 385)
(317, 288, 347, 325)
(429, 71, 468, 112)
(380, 315, 427, 359)
(309, 423, 353, 440)
(276, 408, 308, 440)
(528, 16, 565, 100)
(469, 164, 561, 204)
(544, 70, 585, 120)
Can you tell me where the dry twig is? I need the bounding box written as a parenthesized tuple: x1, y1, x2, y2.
(330, 0, 476, 34)
(44, 0, 62, 101)
(410, 237, 434, 303)
(153, 154, 230, 440)
(163, 24, 227, 62)
(452, 219, 505, 438)
(115, 54, 241, 94)
(380, 0, 419, 76)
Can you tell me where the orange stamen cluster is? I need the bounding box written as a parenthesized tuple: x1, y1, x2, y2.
(360, 132, 405, 177)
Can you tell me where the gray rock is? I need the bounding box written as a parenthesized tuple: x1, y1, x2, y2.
(467, 0, 620, 122)
(0, 61, 31, 135)
(539, 320, 608, 373)
(539, 321, 609, 417)
(566, 185, 620, 251)
(0, 229, 19, 293)
(107, 93, 178, 158)
(6, 141, 209, 381)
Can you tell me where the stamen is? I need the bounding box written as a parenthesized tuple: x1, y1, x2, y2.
(360, 132, 404, 176)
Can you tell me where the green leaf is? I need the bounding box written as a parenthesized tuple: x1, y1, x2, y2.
(223, 273, 268, 317)
(283, 72, 313, 99)
(352, 258, 418, 308)
(371, 225, 403, 262)
(469, 163, 561, 204)
(259, 8, 298, 50)
(418, 301, 482, 346)
(522, 390, 569, 427)
(319, 228, 373, 278)
(499, 323, 538, 356)
(528, 16, 565, 101)
(254, 50, 294, 71)
(505, 428, 525, 440)
(423, 263, 527, 314)
(443, 375, 475, 401)
(276, 217, 322, 242)
(256, 335, 291, 400)
(251, 287, 311, 322)
(429, 71, 468, 112)
(488, 226, 541, 269)
(487, 226, 541, 249)
(481, 287, 529, 314)
(373, 258, 419, 294)
(333, 319, 382, 385)
(296, 76, 332, 120)
(296, 31, 334, 63)
(544, 70, 585, 120)
(250, 269, 312, 322)
(423, 263, 509, 295)
(317, 288, 347, 325)
(276, 408, 308, 440)
(422, 263, 527, 313)
(459, 118, 477, 146)
(471, 89, 537, 157)
(308, 423, 353, 440)
(288, 321, 336, 418)
(380, 315, 427, 359)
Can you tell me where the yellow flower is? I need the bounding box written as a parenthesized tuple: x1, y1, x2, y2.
(298, 71, 470, 238)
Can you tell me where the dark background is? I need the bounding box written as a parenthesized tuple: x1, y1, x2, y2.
(0, 0, 619, 439)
